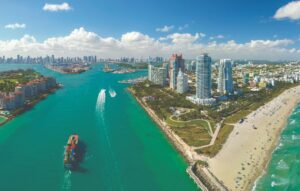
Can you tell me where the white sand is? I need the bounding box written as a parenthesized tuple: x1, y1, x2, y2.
(207, 86, 300, 191)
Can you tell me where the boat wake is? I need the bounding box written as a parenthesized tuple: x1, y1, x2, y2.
(96, 89, 106, 115)
(84, 153, 94, 161)
(61, 170, 72, 191)
(95, 88, 124, 190)
(109, 88, 117, 98)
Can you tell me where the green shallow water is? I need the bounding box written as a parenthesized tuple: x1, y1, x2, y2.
(254, 104, 300, 191)
(0, 64, 198, 191)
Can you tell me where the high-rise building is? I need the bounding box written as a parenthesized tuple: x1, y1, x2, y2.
(162, 62, 169, 78)
(148, 64, 153, 81)
(187, 53, 215, 105)
(148, 64, 167, 86)
(176, 69, 189, 94)
(169, 54, 185, 89)
(186, 60, 196, 73)
(217, 59, 234, 95)
(196, 53, 212, 99)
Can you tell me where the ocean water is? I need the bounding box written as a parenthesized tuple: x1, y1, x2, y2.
(0, 64, 198, 191)
(254, 104, 300, 191)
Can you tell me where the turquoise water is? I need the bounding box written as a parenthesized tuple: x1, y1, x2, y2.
(255, 104, 300, 191)
(0, 64, 198, 191)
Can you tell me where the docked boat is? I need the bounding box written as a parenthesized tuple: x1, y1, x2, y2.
(64, 134, 79, 170)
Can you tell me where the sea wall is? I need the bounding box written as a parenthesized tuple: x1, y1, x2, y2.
(129, 89, 192, 162)
(191, 164, 229, 191)
(128, 88, 213, 191)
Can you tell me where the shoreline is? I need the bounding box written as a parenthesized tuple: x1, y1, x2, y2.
(251, 102, 298, 190)
(0, 115, 11, 126)
(127, 88, 194, 163)
(207, 85, 300, 191)
(44, 64, 90, 74)
(248, 88, 299, 190)
(128, 88, 214, 190)
(252, 102, 297, 190)
(128, 85, 300, 191)
(0, 85, 61, 126)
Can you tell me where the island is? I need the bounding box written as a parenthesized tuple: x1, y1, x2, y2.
(129, 58, 300, 191)
(112, 68, 136, 74)
(118, 77, 147, 84)
(103, 62, 147, 74)
(0, 69, 60, 126)
(45, 63, 91, 74)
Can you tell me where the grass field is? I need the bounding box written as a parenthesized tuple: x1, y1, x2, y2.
(195, 124, 234, 157)
(224, 109, 252, 124)
(171, 125, 211, 147)
(166, 117, 211, 129)
(166, 117, 213, 147)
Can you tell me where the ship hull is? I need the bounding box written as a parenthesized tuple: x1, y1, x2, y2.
(64, 134, 79, 170)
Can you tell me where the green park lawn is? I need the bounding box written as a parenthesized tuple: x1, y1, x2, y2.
(166, 117, 213, 147)
(196, 124, 234, 157)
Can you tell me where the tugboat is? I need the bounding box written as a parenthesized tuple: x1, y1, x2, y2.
(64, 134, 79, 170)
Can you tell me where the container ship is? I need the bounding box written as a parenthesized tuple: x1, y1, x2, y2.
(64, 134, 79, 170)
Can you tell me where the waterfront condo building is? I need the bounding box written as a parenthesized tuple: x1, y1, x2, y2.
(196, 53, 212, 99)
(169, 54, 185, 89)
(148, 64, 167, 86)
(186, 53, 215, 105)
(176, 69, 189, 94)
(0, 77, 57, 111)
(217, 59, 234, 95)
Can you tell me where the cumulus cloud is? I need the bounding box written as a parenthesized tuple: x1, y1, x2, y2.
(274, 1, 300, 20)
(166, 33, 205, 44)
(0, 27, 299, 60)
(209, 35, 225, 40)
(4, 23, 26, 29)
(156, 25, 174, 32)
(247, 39, 293, 48)
(43, 2, 71, 12)
(178, 24, 189, 31)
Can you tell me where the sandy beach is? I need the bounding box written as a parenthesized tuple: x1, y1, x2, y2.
(207, 85, 300, 191)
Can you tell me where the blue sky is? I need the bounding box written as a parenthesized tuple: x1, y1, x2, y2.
(1, 0, 300, 60)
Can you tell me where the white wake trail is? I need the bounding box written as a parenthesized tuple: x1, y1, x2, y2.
(61, 170, 72, 191)
(109, 88, 117, 98)
(95, 88, 124, 190)
(96, 89, 106, 114)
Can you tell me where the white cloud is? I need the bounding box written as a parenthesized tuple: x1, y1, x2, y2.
(166, 33, 205, 44)
(159, 37, 167, 41)
(43, 2, 71, 12)
(210, 35, 225, 40)
(156, 25, 174, 32)
(274, 1, 300, 20)
(246, 39, 293, 48)
(4, 23, 26, 29)
(178, 24, 189, 31)
(0, 27, 299, 60)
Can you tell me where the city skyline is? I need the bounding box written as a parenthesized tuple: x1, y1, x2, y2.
(1, 1, 300, 60)
(2, 1, 300, 191)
